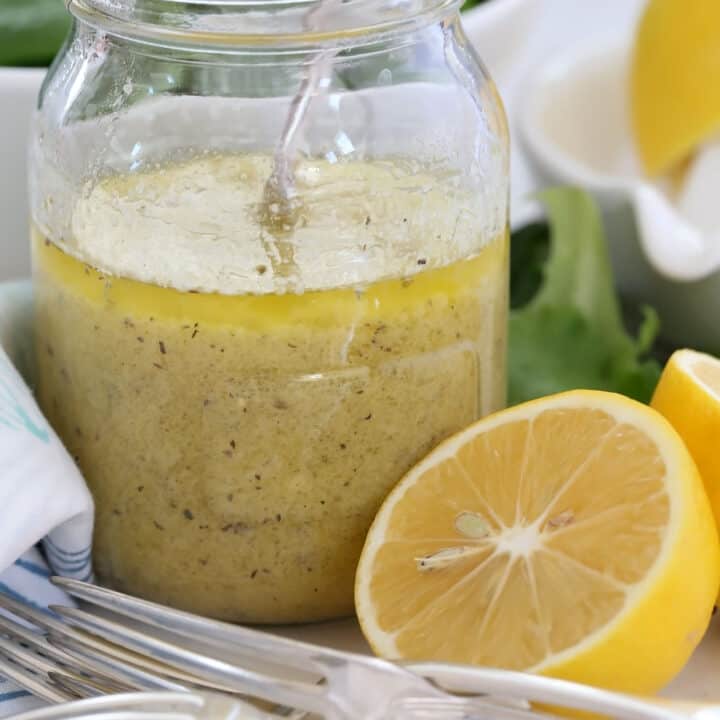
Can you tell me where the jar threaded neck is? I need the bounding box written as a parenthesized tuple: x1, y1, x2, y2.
(68, 0, 461, 49)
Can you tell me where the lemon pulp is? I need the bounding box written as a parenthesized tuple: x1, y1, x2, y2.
(652, 350, 720, 563)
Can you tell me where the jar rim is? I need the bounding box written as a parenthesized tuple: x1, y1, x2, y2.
(67, 0, 462, 50)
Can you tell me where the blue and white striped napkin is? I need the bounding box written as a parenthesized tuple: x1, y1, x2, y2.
(0, 281, 94, 717)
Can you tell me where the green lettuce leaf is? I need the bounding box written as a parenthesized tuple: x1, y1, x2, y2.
(0, 0, 71, 68)
(509, 188, 661, 406)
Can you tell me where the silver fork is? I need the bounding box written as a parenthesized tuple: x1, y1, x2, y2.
(0, 582, 548, 720)
(0, 577, 712, 720)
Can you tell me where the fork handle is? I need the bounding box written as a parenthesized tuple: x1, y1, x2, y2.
(641, 699, 720, 719)
(404, 663, 717, 720)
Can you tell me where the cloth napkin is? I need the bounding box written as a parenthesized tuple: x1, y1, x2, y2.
(0, 280, 94, 716)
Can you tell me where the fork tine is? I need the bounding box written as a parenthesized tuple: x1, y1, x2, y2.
(47, 672, 126, 699)
(0, 592, 213, 689)
(0, 616, 160, 698)
(0, 613, 83, 671)
(0, 646, 75, 704)
(50, 627, 210, 688)
(0, 639, 113, 695)
(0, 592, 305, 718)
(0, 611, 56, 649)
(49, 605, 332, 717)
(49, 634, 203, 694)
(0, 593, 71, 635)
(52, 577, 342, 673)
(0, 592, 201, 694)
(0, 614, 134, 694)
(0, 633, 74, 679)
(51, 623, 308, 704)
(0, 623, 137, 700)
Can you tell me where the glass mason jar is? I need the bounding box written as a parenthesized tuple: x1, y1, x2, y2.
(29, 0, 509, 624)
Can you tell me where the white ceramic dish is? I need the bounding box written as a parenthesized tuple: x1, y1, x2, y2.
(462, 0, 542, 228)
(519, 35, 720, 352)
(463, 0, 647, 228)
(461, 0, 540, 90)
(0, 68, 45, 282)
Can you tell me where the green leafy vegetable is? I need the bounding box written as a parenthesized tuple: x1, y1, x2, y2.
(509, 188, 661, 406)
(509, 221, 549, 310)
(0, 0, 71, 68)
(461, 0, 492, 10)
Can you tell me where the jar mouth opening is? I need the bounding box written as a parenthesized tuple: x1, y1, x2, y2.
(68, 0, 462, 50)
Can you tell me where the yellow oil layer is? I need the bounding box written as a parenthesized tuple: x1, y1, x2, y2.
(33, 228, 508, 623)
(35, 229, 503, 329)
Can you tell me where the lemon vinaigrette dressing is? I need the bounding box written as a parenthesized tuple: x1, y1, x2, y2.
(33, 154, 508, 622)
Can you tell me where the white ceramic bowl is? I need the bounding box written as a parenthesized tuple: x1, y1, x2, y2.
(462, 0, 542, 228)
(461, 0, 540, 90)
(519, 35, 720, 352)
(0, 67, 45, 283)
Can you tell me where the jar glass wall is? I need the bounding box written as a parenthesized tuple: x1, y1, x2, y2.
(29, 0, 509, 623)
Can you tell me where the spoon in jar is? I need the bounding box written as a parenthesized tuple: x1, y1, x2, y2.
(257, 0, 340, 278)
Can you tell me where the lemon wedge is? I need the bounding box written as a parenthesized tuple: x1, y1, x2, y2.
(652, 350, 720, 536)
(631, 0, 720, 176)
(355, 390, 719, 693)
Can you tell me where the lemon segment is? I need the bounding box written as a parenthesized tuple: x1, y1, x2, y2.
(355, 390, 720, 693)
(652, 350, 720, 538)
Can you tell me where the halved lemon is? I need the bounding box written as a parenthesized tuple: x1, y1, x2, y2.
(631, 0, 720, 176)
(355, 390, 720, 693)
(652, 349, 720, 534)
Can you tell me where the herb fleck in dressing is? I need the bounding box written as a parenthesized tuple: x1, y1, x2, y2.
(33, 155, 507, 623)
